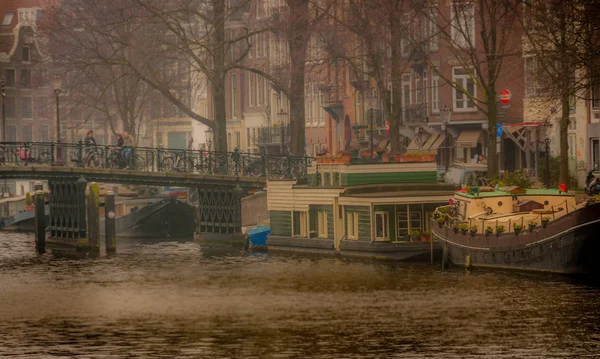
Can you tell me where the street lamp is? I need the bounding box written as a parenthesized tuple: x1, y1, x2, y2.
(277, 108, 288, 154)
(544, 137, 551, 189)
(205, 128, 213, 151)
(440, 105, 451, 172)
(52, 74, 62, 164)
(1, 78, 5, 142)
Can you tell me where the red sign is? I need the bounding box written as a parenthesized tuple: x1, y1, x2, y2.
(500, 89, 511, 104)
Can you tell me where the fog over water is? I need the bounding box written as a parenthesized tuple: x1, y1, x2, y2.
(0, 232, 599, 358)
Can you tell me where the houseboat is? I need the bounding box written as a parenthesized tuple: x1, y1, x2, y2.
(431, 186, 600, 274)
(266, 158, 456, 260)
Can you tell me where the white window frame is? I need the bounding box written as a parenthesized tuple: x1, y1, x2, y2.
(568, 134, 577, 159)
(347, 211, 359, 240)
(293, 211, 307, 238)
(318, 210, 328, 238)
(2, 12, 14, 26)
(374, 211, 389, 240)
(432, 74, 440, 113)
(452, 67, 477, 112)
(231, 74, 237, 118)
(248, 71, 254, 106)
(429, 9, 439, 51)
(450, 2, 475, 49)
(401, 74, 412, 110)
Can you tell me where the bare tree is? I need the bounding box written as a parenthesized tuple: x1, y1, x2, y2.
(420, 0, 523, 180)
(521, 0, 600, 184)
(48, 0, 257, 152)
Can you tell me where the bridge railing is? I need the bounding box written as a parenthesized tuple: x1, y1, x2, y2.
(0, 141, 313, 180)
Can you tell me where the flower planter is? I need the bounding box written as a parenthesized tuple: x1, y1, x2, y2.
(485, 231, 493, 236)
(437, 222, 444, 228)
(410, 235, 421, 242)
(334, 156, 351, 164)
(469, 230, 477, 236)
(528, 225, 536, 232)
(495, 231, 504, 236)
(460, 229, 468, 235)
(514, 229, 521, 235)
(421, 235, 431, 242)
(382, 154, 390, 163)
(541, 221, 549, 228)
(452, 227, 459, 234)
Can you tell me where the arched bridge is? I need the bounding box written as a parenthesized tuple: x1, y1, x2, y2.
(0, 141, 311, 248)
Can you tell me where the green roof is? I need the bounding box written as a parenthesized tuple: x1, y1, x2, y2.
(456, 188, 571, 199)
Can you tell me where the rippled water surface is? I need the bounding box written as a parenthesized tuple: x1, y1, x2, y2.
(1, 232, 599, 358)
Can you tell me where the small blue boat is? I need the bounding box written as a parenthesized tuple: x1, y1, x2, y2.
(247, 219, 270, 249)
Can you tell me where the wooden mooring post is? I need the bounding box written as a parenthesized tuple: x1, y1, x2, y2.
(105, 191, 116, 254)
(34, 189, 45, 254)
(87, 182, 100, 255)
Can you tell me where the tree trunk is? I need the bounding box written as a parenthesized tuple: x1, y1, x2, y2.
(213, 83, 227, 152)
(212, 0, 227, 153)
(486, 92, 499, 180)
(389, 14, 402, 155)
(287, 0, 309, 156)
(559, 90, 570, 186)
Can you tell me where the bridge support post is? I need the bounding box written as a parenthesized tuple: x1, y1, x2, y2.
(87, 182, 100, 255)
(34, 189, 45, 253)
(105, 191, 116, 254)
(48, 176, 88, 252)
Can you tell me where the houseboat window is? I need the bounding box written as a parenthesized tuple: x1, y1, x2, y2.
(293, 211, 307, 238)
(397, 211, 408, 238)
(318, 211, 328, 238)
(347, 212, 358, 240)
(410, 211, 422, 232)
(375, 211, 389, 240)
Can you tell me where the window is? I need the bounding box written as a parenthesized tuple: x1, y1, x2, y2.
(21, 69, 31, 86)
(20, 97, 33, 118)
(293, 211, 307, 237)
(258, 76, 264, 105)
(6, 125, 16, 142)
(39, 124, 49, 142)
(236, 132, 240, 148)
(429, 9, 439, 51)
(231, 74, 237, 118)
(4, 69, 15, 87)
(5, 97, 15, 117)
(36, 97, 47, 117)
(453, 67, 476, 111)
(524, 56, 546, 97)
(22, 46, 30, 62)
(568, 117, 576, 131)
(347, 211, 358, 240)
(593, 83, 600, 110)
(317, 210, 328, 238)
(2, 12, 14, 26)
(568, 134, 577, 159)
(592, 139, 600, 170)
(451, 2, 475, 48)
(248, 71, 254, 106)
(401, 74, 412, 112)
(247, 128, 251, 147)
(432, 75, 440, 113)
(23, 125, 33, 142)
(227, 132, 231, 151)
(410, 210, 422, 233)
(375, 211, 389, 240)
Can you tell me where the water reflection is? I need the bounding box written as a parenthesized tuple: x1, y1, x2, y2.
(0, 232, 599, 358)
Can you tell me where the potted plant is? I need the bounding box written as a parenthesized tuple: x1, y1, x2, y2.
(410, 229, 421, 242)
(528, 220, 538, 232)
(436, 215, 447, 228)
(422, 229, 432, 242)
(495, 225, 505, 235)
(452, 223, 459, 233)
(24, 192, 34, 211)
(469, 225, 478, 236)
(513, 223, 523, 235)
(485, 226, 494, 236)
(458, 223, 469, 234)
(541, 217, 550, 228)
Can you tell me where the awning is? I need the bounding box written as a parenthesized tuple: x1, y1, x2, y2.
(423, 134, 440, 150)
(428, 134, 445, 151)
(455, 130, 482, 148)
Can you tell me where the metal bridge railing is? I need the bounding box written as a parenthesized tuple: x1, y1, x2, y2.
(0, 141, 313, 180)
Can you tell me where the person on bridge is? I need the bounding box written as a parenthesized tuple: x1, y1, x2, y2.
(84, 130, 97, 157)
(122, 131, 135, 168)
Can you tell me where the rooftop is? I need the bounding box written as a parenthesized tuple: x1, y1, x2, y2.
(456, 189, 572, 199)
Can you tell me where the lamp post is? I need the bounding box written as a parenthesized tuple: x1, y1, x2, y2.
(440, 105, 451, 172)
(544, 137, 550, 189)
(205, 128, 213, 152)
(369, 108, 374, 156)
(277, 108, 288, 154)
(52, 74, 62, 164)
(1, 78, 5, 142)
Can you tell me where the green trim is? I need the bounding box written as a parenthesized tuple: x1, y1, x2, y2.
(341, 172, 437, 186)
(270, 211, 292, 236)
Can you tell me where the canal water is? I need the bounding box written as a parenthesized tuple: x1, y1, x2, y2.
(1, 232, 599, 359)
